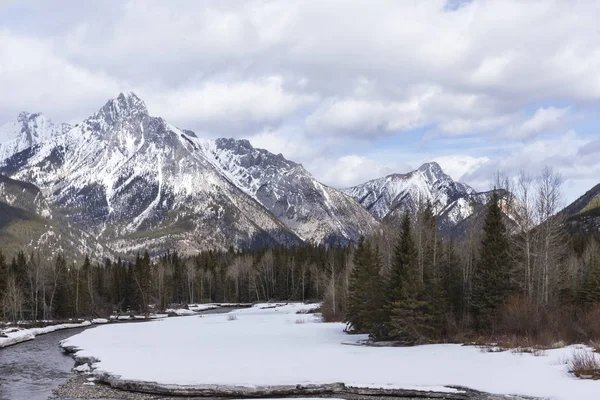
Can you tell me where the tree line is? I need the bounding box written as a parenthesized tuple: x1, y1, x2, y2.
(0, 243, 352, 321)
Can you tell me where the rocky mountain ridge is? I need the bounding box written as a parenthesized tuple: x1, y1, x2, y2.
(0, 93, 379, 255)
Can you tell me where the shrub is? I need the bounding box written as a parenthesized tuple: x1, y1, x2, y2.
(227, 314, 237, 321)
(295, 318, 306, 324)
(568, 349, 600, 379)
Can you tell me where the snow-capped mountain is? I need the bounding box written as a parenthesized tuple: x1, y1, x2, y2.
(342, 162, 499, 233)
(344, 162, 474, 216)
(0, 92, 379, 254)
(0, 112, 70, 162)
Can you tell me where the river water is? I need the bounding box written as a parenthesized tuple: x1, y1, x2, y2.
(0, 326, 93, 400)
(0, 307, 243, 400)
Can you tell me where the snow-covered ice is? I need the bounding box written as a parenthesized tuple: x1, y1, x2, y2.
(0, 321, 91, 348)
(61, 303, 600, 400)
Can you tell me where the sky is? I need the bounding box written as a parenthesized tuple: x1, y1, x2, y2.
(0, 0, 599, 204)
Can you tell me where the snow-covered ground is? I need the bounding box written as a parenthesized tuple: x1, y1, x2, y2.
(0, 321, 92, 348)
(61, 303, 600, 400)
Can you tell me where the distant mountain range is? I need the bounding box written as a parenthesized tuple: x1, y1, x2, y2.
(0, 92, 595, 259)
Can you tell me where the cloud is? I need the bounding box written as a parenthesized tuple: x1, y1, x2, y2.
(433, 155, 490, 181)
(145, 77, 317, 135)
(0, 30, 121, 123)
(306, 86, 506, 138)
(503, 106, 570, 139)
(306, 98, 425, 137)
(307, 154, 410, 188)
(460, 131, 600, 202)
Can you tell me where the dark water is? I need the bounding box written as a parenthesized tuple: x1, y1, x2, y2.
(0, 326, 93, 400)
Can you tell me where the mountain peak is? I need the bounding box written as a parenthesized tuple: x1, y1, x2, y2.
(95, 92, 148, 124)
(415, 161, 448, 182)
(17, 111, 44, 123)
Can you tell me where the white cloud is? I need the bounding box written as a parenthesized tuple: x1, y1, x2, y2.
(145, 77, 317, 134)
(306, 99, 425, 137)
(433, 155, 490, 182)
(0, 31, 121, 123)
(308, 155, 403, 188)
(503, 106, 570, 139)
(461, 131, 600, 202)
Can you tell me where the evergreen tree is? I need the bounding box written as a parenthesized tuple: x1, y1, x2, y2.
(53, 256, 73, 318)
(387, 213, 435, 343)
(470, 191, 513, 331)
(386, 213, 417, 307)
(0, 250, 7, 308)
(579, 252, 600, 306)
(345, 238, 386, 337)
(133, 251, 153, 315)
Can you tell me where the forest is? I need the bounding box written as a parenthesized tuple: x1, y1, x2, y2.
(0, 168, 599, 346)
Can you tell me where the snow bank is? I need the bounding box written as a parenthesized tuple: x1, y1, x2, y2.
(0, 321, 91, 348)
(165, 308, 197, 316)
(109, 314, 168, 320)
(61, 303, 600, 400)
(187, 304, 220, 312)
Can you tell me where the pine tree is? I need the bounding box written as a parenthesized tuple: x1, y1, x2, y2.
(53, 256, 73, 318)
(387, 212, 435, 343)
(580, 252, 600, 306)
(345, 238, 386, 337)
(0, 250, 7, 308)
(386, 213, 418, 308)
(133, 251, 153, 315)
(470, 191, 513, 331)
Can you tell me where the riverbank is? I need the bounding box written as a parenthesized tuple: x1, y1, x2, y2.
(52, 375, 533, 400)
(0, 321, 93, 348)
(0, 303, 248, 349)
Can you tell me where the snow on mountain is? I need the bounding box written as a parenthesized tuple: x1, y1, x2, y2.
(198, 138, 380, 244)
(343, 162, 478, 226)
(0, 112, 70, 161)
(0, 92, 379, 254)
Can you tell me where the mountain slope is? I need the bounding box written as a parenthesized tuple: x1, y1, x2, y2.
(0, 175, 109, 260)
(198, 138, 380, 244)
(561, 183, 600, 234)
(0, 92, 378, 254)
